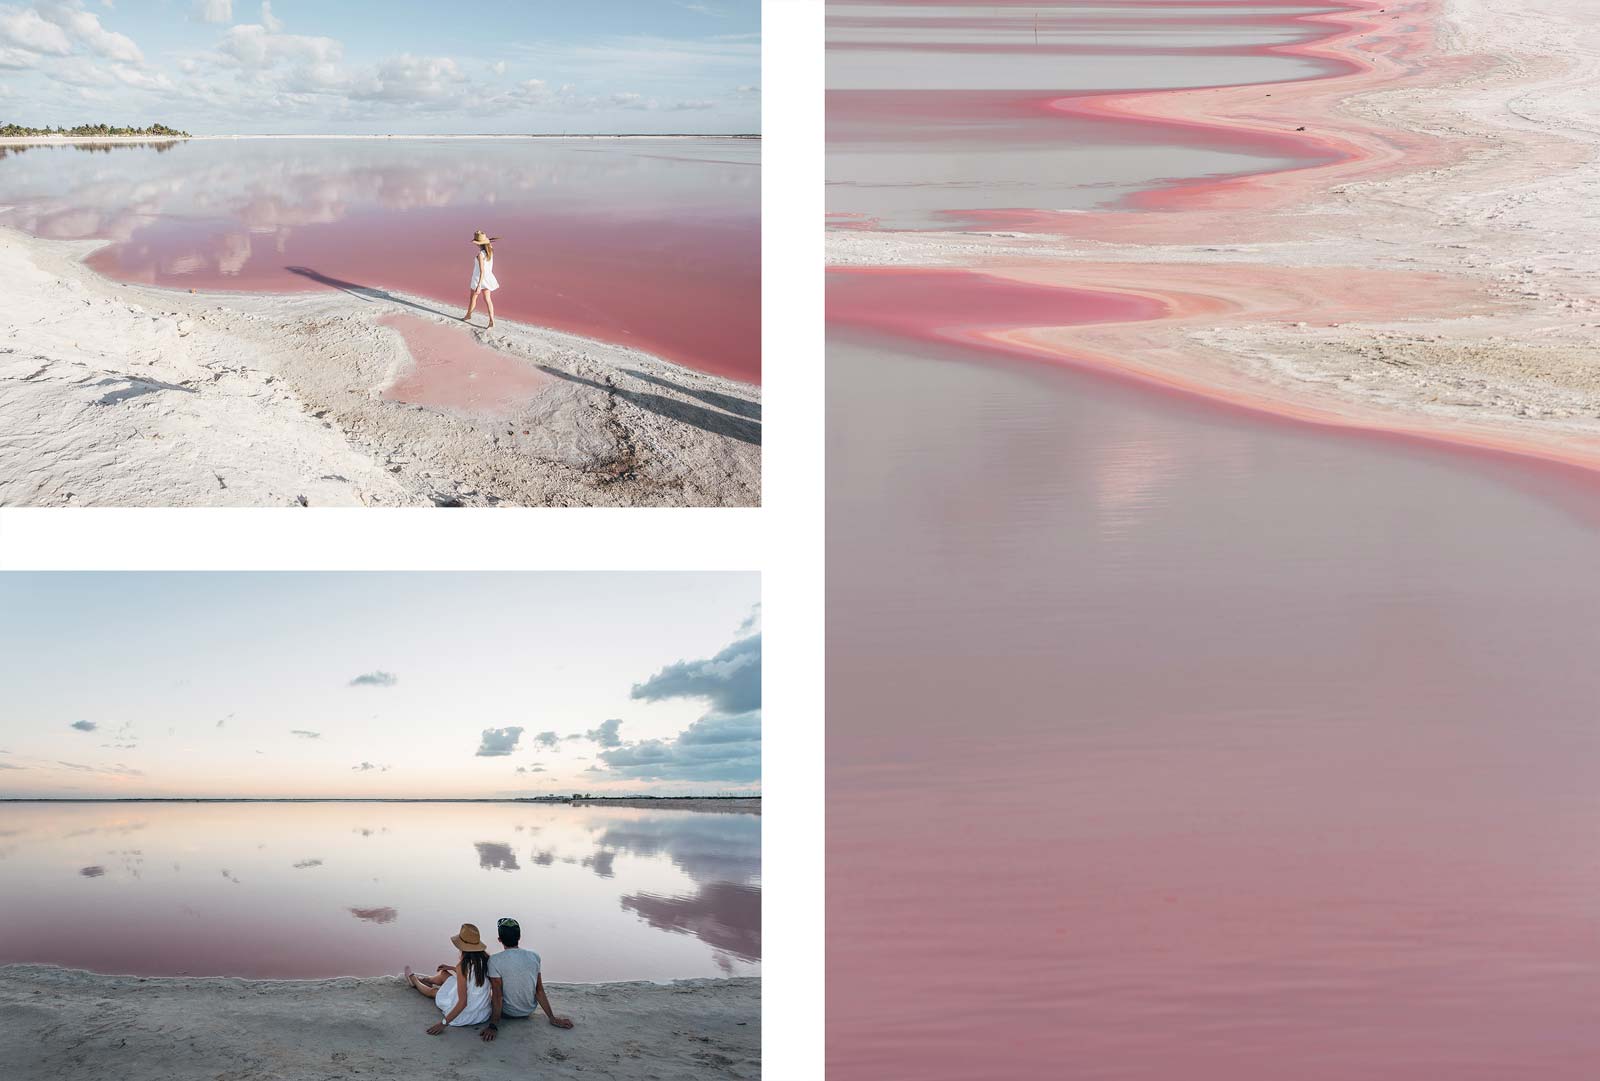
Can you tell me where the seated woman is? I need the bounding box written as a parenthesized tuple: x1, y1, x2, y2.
(404, 923, 493, 1034)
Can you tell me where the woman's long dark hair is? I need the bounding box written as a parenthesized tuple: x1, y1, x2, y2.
(461, 950, 488, 987)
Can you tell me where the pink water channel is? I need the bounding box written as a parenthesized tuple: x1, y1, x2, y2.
(828, 2, 1600, 1078)
(0, 137, 759, 383)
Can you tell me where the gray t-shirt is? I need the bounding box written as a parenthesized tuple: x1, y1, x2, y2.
(486, 947, 542, 1018)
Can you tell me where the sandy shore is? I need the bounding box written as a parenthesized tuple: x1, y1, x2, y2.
(0, 225, 760, 506)
(0, 135, 756, 143)
(0, 964, 757, 1081)
(828, 0, 1600, 475)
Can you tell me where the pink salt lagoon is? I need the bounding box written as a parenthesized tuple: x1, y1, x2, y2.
(378, 314, 555, 416)
(828, 0, 1600, 1077)
(0, 801, 759, 982)
(0, 137, 760, 383)
(827, 0, 1355, 228)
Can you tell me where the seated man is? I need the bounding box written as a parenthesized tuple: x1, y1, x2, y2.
(480, 916, 575, 1041)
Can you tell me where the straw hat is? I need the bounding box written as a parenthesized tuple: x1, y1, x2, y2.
(470, 230, 499, 245)
(451, 923, 487, 952)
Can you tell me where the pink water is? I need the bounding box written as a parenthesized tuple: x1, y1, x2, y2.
(828, 1, 1600, 1078)
(0, 801, 759, 981)
(0, 138, 759, 382)
(827, 0, 1351, 228)
(378, 314, 554, 417)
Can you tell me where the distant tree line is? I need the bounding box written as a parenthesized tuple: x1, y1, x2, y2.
(0, 122, 190, 138)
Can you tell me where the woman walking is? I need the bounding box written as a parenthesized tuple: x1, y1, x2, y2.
(404, 922, 494, 1034)
(463, 230, 500, 328)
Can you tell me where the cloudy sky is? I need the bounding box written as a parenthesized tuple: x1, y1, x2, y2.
(0, 572, 761, 798)
(0, 0, 759, 134)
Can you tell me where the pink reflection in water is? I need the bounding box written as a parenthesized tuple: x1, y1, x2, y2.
(0, 802, 760, 981)
(377, 314, 554, 417)
(829, 326, 1600, 1080)
(827, 0, 1600, 1077)
(828, 266, 1164, 343)
(826, 0, 1360, 228)
(0, 139, 759, 382)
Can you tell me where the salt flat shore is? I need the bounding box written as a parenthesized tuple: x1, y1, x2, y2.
(829, 0, 1600, 473)
(567, 797, 762, 814)
(0, 225, 760, 506)
(0, 134, 756, 143)
(0, 964, 758, 1081)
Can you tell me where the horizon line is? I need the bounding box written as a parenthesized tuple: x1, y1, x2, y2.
(0, 794, 760, 802)
(0, 132, 761, 140)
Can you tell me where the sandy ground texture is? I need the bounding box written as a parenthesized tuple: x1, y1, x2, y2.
(0, 964, 758, 1081)
(0, 226, 760, 506)
(828, 0, 1600, 472)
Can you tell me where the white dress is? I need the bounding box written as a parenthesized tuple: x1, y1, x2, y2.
(434, 968, 493, 1026)
(471, 252, 499, 292)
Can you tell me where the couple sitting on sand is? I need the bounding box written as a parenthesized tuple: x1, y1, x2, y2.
(404, 917, 574, 1038)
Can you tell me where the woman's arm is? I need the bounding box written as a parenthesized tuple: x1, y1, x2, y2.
(426, 970, 469, 1035)
(535, 973, 574, 1029)
(480, 977, 504, 1042)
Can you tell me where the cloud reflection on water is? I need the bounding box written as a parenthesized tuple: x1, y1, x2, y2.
(621, 881, 760, 962)
(349, 906, 399, 925)
(474, 841, 520, 872)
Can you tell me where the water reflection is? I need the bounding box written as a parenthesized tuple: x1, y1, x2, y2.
(474, 841, 519, 871)
(622, 881, 761, 962)
(0, 138, 760, 381)
(597, 813, 761, 885)
(349, 906, 398, 925)
(0, 801, 758, 980)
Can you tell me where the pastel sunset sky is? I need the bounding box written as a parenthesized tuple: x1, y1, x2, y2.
(0, 572, 761, 798)
(0, 0, 760, 133)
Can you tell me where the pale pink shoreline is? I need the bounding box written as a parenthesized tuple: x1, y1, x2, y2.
(831, 0, 1600, 482)
(831, 263, 1600, 525)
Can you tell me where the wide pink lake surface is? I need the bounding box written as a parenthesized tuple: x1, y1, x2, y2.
(0, 801, 759, 981)
(0, 138, 759, 383)
(828, 0, 1600, 1078)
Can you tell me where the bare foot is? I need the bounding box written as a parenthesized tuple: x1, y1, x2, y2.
(487, 319, 495, 329)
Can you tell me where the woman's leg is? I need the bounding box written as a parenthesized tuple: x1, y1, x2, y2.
(403, 964, 443, 996)
(464, 289, 480, 321)
(484, 289, 495, 327)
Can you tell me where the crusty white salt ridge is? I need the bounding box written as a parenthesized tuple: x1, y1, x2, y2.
(827, 0, 1600, 473)
(0, 224, 759, 507)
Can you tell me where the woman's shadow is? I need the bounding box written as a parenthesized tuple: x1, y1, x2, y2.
(285, 266, 759, 446)
(284, 266, 455, 319)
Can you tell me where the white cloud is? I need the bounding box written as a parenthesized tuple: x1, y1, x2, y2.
(38, 2, 143, 63)
(195, 0, 230, 24)
(259, 0, 279, 32)
(0, 7, 73, 56)
(349, 54, 465, 105)
(109, 62, 169, 90)
(218, 22, 341, 69)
